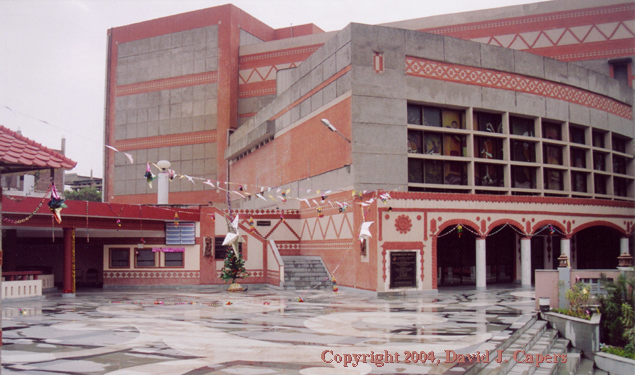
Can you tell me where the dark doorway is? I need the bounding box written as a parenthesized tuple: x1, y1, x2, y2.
(437, 225, 477, 286)
(485, 225, 515, 284)
(574, 226, 621, 269)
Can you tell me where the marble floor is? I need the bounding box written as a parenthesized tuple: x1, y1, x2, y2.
(2, 285, 536, 374)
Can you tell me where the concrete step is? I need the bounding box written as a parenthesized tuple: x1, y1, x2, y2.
(573, 358, 594, 375)
(282, 256, 330, 290)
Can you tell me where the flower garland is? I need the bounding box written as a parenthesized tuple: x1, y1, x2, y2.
(2, 186, 51, 224)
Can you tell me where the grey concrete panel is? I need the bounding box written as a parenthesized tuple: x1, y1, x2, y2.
(336, 43, 352, 73)
(337, 24, 353, 51)
(206, 57, 218, 72)
(277, 110, 291, 131)
(618, 82, 634, 106)
(170, 88, 183, 104)
(544, 97, 569, 122)
(182, 102, 193, 117)
(309, 64, 324, 91)
(276, 67, 296, 94)
(137, 108, 148, 123)
(126, 125, 137, 140)
(159, 105, 170, 120)
(181, 145, 193, 161)
(405, 76, 447, 104)
(351, 25, 405, 70)
(181, 117, 193, 133)
(445, 80, 482, 108)
(170, 104, 182, 119)
(192, 116, 205, 132)
(147, 122, 158, 137)
(158, 120, 170, 135)
(607, 78, 623, 102)
(515, 92, 546, 118)
(114, 125, 125, 141)
(323, 81, 337, 104)
(204, 158, 216, 175)
(568, 103, 591, 126)
(204, 99, 217, 115)
(126, 109, 138, 124)
(566, 63, 590, 90)
(193, 101, 205, 117)
(206, 114, 217, 130)
(405, 30, 444, 61)
(480, 43, 514, 72)
(481, 87, 515, 112)
(355, 153, 408, 186)
(125, 164, 137, 181)
(608, 114, 634, 138)
(290, 104, 301, 124)
(135, 178, 148, 195)
(137, 123, 148, 138)
(352, 95, 405, 125)
(300, 99, 312, 118)
(114, 180, 125, 195)
(289, 82, 301, 104)
(513, 50, 544, 79)
(589, 108, 609, 131)
(336, 71, 352, 97)
(311, 89, 324, 112)
(544, 58, 568, 84)
(353, 122, 406, 155)
(323, 54, 337, 81)
(182, 87, 194, 103)
(147, 148, 158, 163)
(115, 110, 127, 126)
(298, 74, 312, 97)
(444, 36, 480, 67)
(352, 66, 406, 100)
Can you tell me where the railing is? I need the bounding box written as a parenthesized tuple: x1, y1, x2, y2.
(2, 271, 42, 281)
(267, 240, 285, 288)
(2, 279, 42, 300)
(40, 274, 55, 290)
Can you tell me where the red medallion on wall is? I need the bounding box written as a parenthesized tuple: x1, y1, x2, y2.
(395, 215, 412, 234)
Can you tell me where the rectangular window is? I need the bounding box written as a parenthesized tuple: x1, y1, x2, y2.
(136, 249, 156, 267)
(593, 151, 606, 171)
(570, 148, 586, 168)
(512, 141, 536, 162)
(164, 252, 184, 267)
(441, 109, 464, 129)
(570, 126, 586, 145)
(407, 130, 422, 154)
(571, 172, 587, 193)
(592, 131, 605, 148)
(543, 145, 562, 165)
(424, 160, 443, 184)
(165, 222, 196, 245)
(110, 248, 130, 268)
(612, 136, 627, 153)
(614, 177, 629, 197)
(422, 106, 442, 127)
(407, 104, 422, 125)
(613, 155, 627, 175)
(542, 121, 562, 140)
(443, 161, 467, 185)
(475, 163, 504, 187)
(408, 159, 423, 183)
(594, 174, 607, 195)
(512, 166, 536, 189)
(544, 169, 563, 191)
(443, 134, 466, 157)
(423, 132, 442, 154)
(510, 116, 534, 137)
(214, 237, 243, 260)
(474, 111, 503, 133)
(476, 137, 503, 160)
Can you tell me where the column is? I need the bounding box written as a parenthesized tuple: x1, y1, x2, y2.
(618, 237, 633, 269)
(63, 227, 75, 297)
(476, 237, 486, 290)
(558, 237, 571, 309)
(521, 237, 531, 287)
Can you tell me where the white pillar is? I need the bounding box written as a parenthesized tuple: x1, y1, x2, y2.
(560, 238, 571, 267)
(621, 237, 630, 255)
(521, 237, 531, 287)
(476, 238, 486, 289)
(157, 172, 169, 204)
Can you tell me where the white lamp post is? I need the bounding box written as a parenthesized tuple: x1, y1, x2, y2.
(321, 119, 351, 143)
(156, 160, 171, 204)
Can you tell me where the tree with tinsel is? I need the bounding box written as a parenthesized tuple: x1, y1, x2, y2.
(220, 244, 249, 285)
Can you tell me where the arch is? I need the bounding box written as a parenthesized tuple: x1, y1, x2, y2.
(436, 219, 480, 237)
(486, 218, 524, 236)
(573, 224, 623, 269)
(531, 220, 567, 236)
(571, 220, 626, 236)
(436, 219, 478, 286)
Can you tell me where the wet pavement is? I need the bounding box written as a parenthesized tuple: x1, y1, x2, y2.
(2, 285, 536, 374)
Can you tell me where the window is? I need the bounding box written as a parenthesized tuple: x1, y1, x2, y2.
(592, 131, 605, 148)
(542, 121, 562, 140)
(612, 136, 627, 153)
(408, 104, 465, 129)
(614, 177, 629, 197)
(571, 172, 587, 193)
(475, 163, 504, 187)
(613, 155, 627, 175)
(474, 111, 502, 133)
(164, 252, 184, 267)
(110, 248, 130, 268)
(594, 174, 607, 195)
(543, 145, 562, 165)
(165, 222, 196, 245)
(476, 137, 503, 160)
(593, 151, 606, 171)
(423, 132, 441, 154)
(512, 166, 536, 189)
(407, 130, 422, 153)
(409, 159, 467, 185)
(409, 131, 466, 156)
(510, 116, 534, 137)
(512, 141, 536, 162)
(423, 106, 441, 127)
(214, 237, 243, 260)
(610, 59, 631, 87)
(407, 104, 422, 125)
(569, 126, 585, 145)
(544, 169, 563, 191)
(443, 134, 466, 157)
(135, 249, 156, 267)
(570, 148, 586, 168)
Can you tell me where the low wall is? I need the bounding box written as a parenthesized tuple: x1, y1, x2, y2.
(595, 351, 635, 375)
(535, 269, 623, 310)
(40, 274, 55, 290)
(2, 279, 43, 300)
(542, 312, 600, 357)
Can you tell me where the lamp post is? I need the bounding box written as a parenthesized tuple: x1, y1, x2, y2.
(321, 119, 351, 143)
(156, 160, 171, 204)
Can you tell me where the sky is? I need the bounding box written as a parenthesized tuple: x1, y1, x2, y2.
(0, 0, 545, 179)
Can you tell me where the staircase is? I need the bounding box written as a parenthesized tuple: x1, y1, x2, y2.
(282, 256, 331, 290)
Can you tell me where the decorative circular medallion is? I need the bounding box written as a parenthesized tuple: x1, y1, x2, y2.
(394, 215, 412, 234)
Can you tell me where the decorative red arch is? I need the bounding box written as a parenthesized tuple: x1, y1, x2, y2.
(435, 218, 480, 237)
(486, 219, 525, 236)
(531, 220, 567, 236)
(570, 220, 626, 236)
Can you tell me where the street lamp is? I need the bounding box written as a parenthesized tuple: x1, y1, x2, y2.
(321, 119, 351, 143)
(156, 160, 171, 204)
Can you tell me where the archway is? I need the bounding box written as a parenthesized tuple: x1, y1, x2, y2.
(485, 225, 516, 284)
(436, 224, 477, 286)
(573, 226, 622, 269)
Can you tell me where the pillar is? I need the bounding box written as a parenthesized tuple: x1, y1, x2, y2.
(157, 172, 169, 204)
(63, 227, 75, 297)
(558, 237, 571, 309)
(476, 238, 486, 290)
(618, 237, 633, 269)
(521, 237, 531, 287)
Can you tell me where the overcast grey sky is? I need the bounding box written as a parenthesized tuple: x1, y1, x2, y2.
(0, 0, 544, 179)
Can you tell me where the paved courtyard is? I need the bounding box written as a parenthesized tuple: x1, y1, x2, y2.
(2, 285, 536, 374)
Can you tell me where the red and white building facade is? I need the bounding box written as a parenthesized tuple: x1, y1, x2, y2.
(94, 0, 635, 292)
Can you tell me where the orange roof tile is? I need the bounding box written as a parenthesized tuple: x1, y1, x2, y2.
(0, 125, 77, 173)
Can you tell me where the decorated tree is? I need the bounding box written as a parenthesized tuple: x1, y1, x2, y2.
(219, 215, 249, 287)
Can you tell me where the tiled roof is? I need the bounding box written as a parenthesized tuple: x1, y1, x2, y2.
(0, 125, 77, 173)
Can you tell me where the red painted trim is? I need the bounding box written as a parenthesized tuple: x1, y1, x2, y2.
(114, 130, 217, 152)
(116, 71, 218, 97)
(531, 220, 567, 236)
(376, 206, 633, 220)
(238, 80, 276, 98)
(239, 44, 323, 69)
(435, 219, 480, 237)
(486, 218, 525, 235)
(571, 220, 627, 236)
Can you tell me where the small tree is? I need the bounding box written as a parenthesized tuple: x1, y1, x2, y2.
(64, 187, 101, 202)
(219, 245, 249, 284)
